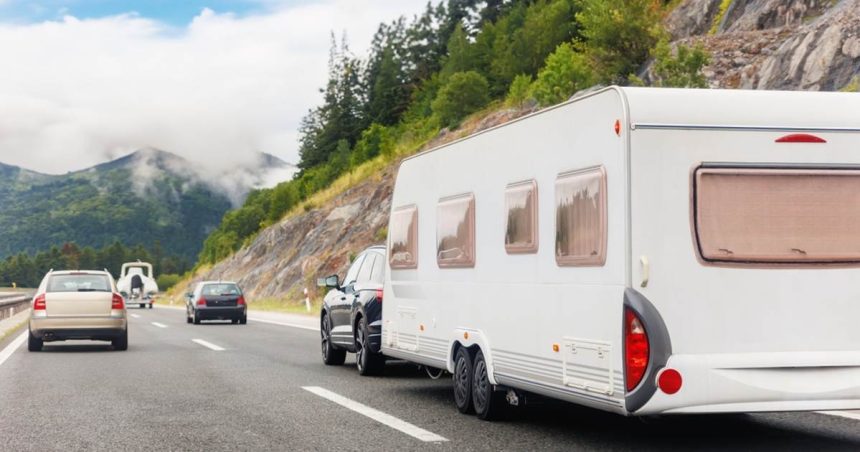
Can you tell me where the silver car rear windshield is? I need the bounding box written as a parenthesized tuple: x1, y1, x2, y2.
(202, 284, 241, 297)
(47, 274, 111, 293)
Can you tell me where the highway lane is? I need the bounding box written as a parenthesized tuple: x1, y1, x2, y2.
(1, 307, 859, 451)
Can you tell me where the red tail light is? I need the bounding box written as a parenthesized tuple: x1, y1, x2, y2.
(112, 293, 125, 310)
(197, 297, 207, 307)
(375, 289, 383, 302)
(238, 296, 246, 306)
(625, 308, 650, 392)
(33, 294, 46, 311)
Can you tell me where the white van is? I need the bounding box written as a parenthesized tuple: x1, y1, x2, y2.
(382, 86, 860, 419)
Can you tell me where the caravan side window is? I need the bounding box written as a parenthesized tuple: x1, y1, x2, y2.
(437, 193, 476, 268)
(505, 180, 538, 254)
(389, 205, 418, 269)
(555, 166, 607, 267)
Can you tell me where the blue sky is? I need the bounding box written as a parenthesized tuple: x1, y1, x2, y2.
(0, 0, 291, 24)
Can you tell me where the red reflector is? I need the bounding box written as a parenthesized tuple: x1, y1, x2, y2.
(775, 133, 826, 143)
(33, 294, 46, 311)
(658, 368, 683, 394)
(375, 289, 383, 302)
(111, 293, 125, 310)
(614, 119, 621, 136)
(625, 308, 650, 392)
(197, 298, 207, 307)
(237, 296, 246, 306)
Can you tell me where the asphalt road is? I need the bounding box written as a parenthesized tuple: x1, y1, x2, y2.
(1, 307, 859, 451)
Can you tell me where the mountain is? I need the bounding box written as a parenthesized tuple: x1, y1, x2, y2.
(0, 149, 294, 261)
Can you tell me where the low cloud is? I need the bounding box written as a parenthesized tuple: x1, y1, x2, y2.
(0, 1, 426, 175)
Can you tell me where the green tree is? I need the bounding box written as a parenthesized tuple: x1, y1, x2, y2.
(575, 0, 663, 83)
(432, 70, 491, 128)
(530, 43, 596, 105)
(505, 74, 534, 108)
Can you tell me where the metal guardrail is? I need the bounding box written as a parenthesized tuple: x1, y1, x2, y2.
(0, 294, 31, 322)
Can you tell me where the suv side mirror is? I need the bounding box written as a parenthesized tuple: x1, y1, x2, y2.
(317, 275, 340, 289)
(185, 292, 193, 299)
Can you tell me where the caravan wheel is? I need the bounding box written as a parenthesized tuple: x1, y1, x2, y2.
(453, 348, 474, 414)
(472, 350, 506, 421)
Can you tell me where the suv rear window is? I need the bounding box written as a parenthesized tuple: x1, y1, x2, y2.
(48, 274, 111, 293)
(202, 284, 242, 296)
(694, 167, 860, 264)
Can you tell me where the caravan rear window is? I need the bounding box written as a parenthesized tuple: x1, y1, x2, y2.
(505, 180, 538, 254)
(555, 167, 607, 266)
(389, 205, 418, 269)
(437, 193, 476, 268)
(694, 167, 860, 265)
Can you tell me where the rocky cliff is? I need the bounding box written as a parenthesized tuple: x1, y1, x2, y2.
(667, 0, 860, 90)
(178, 0, 860, 306)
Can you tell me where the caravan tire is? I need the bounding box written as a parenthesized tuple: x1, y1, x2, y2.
(472, 350, 506, 421)
(453, 347, 474, 414)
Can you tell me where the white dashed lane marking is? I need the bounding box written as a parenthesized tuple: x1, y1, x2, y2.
(303, 386, 448, 442)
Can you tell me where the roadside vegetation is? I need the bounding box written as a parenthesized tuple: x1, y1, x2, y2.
(0, 241, 190, 288)
(197, 0, 709, 274)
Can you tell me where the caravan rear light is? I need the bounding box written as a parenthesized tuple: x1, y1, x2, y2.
(33, 294, 46, 311)
(624, 308, 650, 392)
(775, 133, 826, 143)
(658, 368, 682, 395)
(375, 289, 383, 302)
(111, 293, 125, 310)
(197, 298, 207, 307)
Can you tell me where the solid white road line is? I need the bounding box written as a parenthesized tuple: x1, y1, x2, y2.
(249, 317, 318, 332)
(192, 339, 225, 351)
(302, 386, 448, 443)
(0, 332, 27, 368)
(820, 410, 860, 422)
(151, 322, 167, 329)
(130, 314, 141, 319)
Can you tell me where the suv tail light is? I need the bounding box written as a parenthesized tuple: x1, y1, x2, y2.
(33, 294, 46, 311)
(197, 297, 207, 307)
(112, 293, 125, 310)
(624, 308, 650, 392)
(238, 296, 246, 306)
(375, 289, 383, 302)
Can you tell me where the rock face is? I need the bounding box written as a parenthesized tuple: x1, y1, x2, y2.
(671, 0, 860, 91)
(187, 1, 860, 305)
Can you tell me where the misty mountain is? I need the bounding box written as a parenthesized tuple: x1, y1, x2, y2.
(0, 149, 295, 261)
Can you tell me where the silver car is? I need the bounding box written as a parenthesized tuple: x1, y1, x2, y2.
(28, 270, 128, 351)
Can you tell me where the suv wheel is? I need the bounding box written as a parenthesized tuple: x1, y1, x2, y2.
(27, 330, 42, 352)
(321, 312, 346, 365)
(239, 314, 247, 325)
(355, 317, 384, 376)
(193, 310, 201, 325)
(453, 347, 474, 414)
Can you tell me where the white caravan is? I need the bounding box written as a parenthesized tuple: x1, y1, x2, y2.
(116, 261, 159, 309)
(382, 86, 860, 419)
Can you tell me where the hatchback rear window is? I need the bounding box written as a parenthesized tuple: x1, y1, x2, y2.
(48, 274, 111, 293)
(202, 284, 242, 296)
(694, 166, 860, 264)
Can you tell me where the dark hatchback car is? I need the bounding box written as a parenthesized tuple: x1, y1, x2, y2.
(186, 281, 247, 324)
(319, 245, 386, 375)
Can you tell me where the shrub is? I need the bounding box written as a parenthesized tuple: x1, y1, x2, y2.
(530, 43, 596, 106)
(156, 274, 182, 291)
(432, 71, 491, 128)
(646, 38, 710, 88)
(841, 76, 860, 92)
(351, 123, 395, 167)
(505, 74, 534, 108)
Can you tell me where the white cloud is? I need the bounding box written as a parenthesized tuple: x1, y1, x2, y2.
(0, 1, 427, 175)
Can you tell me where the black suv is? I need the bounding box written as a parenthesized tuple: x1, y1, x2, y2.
(319, 246, 385, 375)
